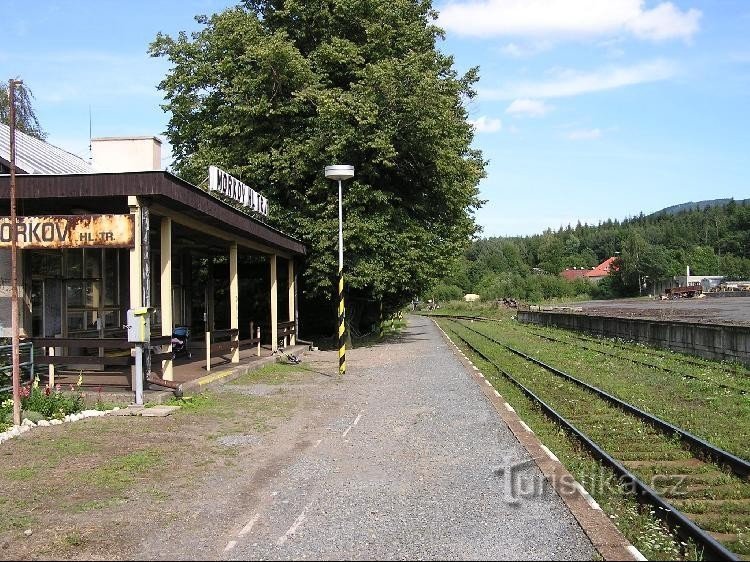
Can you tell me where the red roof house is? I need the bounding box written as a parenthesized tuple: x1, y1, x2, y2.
(560, 257, 618, 284)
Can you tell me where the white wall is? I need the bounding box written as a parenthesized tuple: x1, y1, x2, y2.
(91, 137, 162, 172)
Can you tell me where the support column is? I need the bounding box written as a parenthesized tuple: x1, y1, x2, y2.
(288, 259, 296, 345)
(270, 254, 278, 352)
(160, 217, 174, 380)
(128, 197, 142, 394)
(230, 243, 239, 363)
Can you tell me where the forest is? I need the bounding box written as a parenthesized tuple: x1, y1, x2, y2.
(432, 199, 750, 303)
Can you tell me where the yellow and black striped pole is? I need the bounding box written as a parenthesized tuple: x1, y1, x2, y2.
(324, 165, 354, 377)
(338, 270, 346, 376)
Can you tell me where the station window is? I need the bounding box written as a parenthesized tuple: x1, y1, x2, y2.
(30, 249, 122, 338)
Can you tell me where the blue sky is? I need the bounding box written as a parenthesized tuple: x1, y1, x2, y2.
(2, 0, 748, 236)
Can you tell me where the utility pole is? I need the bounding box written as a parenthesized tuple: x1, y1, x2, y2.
(8, 79, 22, 427)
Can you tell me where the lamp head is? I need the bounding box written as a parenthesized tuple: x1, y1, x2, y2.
(324, 165, 354, 181)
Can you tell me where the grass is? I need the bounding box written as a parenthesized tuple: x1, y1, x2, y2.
(230, 361, 307, 386)
(458, 318, 750, 459)
(85, 450, 163, 492)
(6, 467, 38, 481)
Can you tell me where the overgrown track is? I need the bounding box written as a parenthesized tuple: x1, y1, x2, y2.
(439, 318, 750, 560)
(524, 320, 748, 377)
(523, 326, 748, 395)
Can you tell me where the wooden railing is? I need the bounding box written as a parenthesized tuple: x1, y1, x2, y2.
(204, 324, 263, 372)
(278, 321, 296, 347)
(30, 335, 172, 386)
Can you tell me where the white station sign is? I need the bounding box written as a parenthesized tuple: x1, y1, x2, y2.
(208, 165, 269, 216)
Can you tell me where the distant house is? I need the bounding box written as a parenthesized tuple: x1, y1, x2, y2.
(560, 257, 618, 284)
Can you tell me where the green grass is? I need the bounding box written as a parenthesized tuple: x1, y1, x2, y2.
(5, 467, 38, 481)
(85, 450, 162, 492)
(458, 319, 750, 459)
(230, 361, 306, 386)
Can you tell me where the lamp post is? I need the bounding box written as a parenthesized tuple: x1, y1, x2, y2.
(324, 165, 354, 376)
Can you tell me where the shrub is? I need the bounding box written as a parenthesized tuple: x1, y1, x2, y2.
(18, 376, 85, 420)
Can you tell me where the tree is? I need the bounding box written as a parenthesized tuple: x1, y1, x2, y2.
(0, 80, 47, 140)
(150, 0, 485, 331)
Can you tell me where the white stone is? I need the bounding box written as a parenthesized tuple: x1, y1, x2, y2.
(37, 420, 50, 427)
(49, 419, 63, 425)
(22, 418, 35, 427)
(112, 407, 120, 411)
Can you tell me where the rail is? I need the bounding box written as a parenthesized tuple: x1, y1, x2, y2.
(455, 319, 750, 480)
(439, 319, 739, 562)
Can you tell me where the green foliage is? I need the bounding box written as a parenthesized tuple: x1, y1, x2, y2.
(430, 283, 464, 302)
(440, 200, 750, 299)
(0, 80, 47, 140)
(20, 378, 84, 420)
(150, 1, 485, 329)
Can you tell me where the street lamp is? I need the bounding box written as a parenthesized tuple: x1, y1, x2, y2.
(324, 165, 354, 376)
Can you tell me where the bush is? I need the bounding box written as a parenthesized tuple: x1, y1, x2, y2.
(17, 377, 85, 420)
(429, 284, 465, 302)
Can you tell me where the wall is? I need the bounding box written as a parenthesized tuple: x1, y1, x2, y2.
(91, 137, 162, 172)
(517, 310, 750, 366)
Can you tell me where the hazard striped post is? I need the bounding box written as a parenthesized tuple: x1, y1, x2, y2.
(338, 269, 346, 375)
(325, 165, 355, 377)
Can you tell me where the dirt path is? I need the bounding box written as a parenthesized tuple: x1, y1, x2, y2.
(1, 316, 593, 560)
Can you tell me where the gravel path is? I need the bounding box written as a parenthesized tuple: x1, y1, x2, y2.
(213, 315, 594, 560)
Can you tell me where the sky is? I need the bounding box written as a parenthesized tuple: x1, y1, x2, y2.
(1, 0, 748, 237)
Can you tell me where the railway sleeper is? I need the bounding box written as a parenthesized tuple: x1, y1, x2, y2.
(672, 498, 750, 514)
(680, 512, 750, 534)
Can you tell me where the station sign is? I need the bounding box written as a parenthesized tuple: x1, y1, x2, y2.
(0, 214, 135, 249)
(208, 165, 269, 216)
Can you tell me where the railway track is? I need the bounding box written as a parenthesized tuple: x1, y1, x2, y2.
(438, 317, 750, 561)
(522, 327, 748, 396)
(522, 319, 748, 378)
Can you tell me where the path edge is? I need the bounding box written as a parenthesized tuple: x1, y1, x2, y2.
(432, 318, 646, 562)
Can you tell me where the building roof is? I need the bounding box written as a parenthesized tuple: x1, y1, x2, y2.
(0, 170, 305, 256)
(560, 257, 618, 281)
(560, 268, 588, 281)
(587, 256, 618, 278)
(0, 122, 95, 175)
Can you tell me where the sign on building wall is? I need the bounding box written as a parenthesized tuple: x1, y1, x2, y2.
(0, 215, 135, 249)
(208, 165, 269, 216)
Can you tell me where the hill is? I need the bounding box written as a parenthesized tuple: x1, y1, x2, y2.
(650, 198, 750, 217)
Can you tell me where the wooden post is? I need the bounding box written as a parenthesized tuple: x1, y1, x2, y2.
(47, 347, 55, 388)
(205, 331, 211, 372)
(230, 243, 239, 363)
(270, 254, 278, 352)
(288, 259, 296, 346)
(161, 217, 174, 380)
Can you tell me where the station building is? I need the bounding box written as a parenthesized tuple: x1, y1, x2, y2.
(0, 124, 304, 386)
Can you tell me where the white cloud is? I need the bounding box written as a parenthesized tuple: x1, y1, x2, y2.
(566, 128, 602, 140)
(506, 98, 552, 117)
(439, 0, 701, 42)
(499, 41, 551, 57)
(479, 59, 678, 100)
(469, 116, 503, 133)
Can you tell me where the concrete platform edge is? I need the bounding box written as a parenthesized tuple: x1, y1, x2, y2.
(432, 319, 645, 562)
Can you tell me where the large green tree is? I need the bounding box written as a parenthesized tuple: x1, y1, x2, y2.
(0, 80, 47, 140)
(150, 0, 485, 330)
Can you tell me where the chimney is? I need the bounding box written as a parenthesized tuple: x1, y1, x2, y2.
(91, 136, 162, 172)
